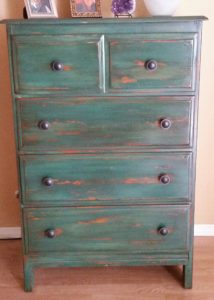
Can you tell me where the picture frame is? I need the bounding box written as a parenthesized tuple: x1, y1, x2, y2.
(70, 0, 102, 18)
(24, 0, 58, 18)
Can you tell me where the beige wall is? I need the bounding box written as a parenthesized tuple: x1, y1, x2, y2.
(0, 0, 213, 227)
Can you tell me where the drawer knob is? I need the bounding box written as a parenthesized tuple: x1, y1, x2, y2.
(38, 120, 50, 130)
(160, 118, 171, 129)
(159, 174, 171, 185)
(145, 59, 158, 71)
(42, 177, 54, 187)
(51, 60, 64, 71)
(45, 229, 56, 238)
(158, 226, 169, 236)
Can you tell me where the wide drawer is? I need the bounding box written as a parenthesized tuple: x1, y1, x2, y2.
(20, 153, 191, 205)
(12, 35, 102, 94)
(17, 97, 193, 151)
(24, 205, 190, 253)
(107, 33, 197, 93)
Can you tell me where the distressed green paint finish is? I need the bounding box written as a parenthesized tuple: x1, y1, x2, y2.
(23, 251, 190, 292)
(17, 97, 193, 151)
(25, 252, 189, 267)
(12, 33, 197, 96)
(20, 153, 191, 205)
(4, 17, 206, 291)
(12, 35, 103, 94)
(107, 34, 196, 93)
(24, 205, 190, 253)
(3, 17, 207, 36)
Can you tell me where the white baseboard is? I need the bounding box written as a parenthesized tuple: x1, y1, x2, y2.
(0, 227, 21, 239)
(0, 225, 214, 239)
(194, 225, 214, 236)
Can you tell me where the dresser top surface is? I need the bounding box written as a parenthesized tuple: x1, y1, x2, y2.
(1, 16, 207, 25)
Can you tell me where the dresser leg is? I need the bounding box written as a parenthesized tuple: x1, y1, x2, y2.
(24, 262, 34, 292)
(183, 262, 193, 289)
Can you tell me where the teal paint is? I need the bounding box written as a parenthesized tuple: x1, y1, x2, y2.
(4, 17, 206, 291)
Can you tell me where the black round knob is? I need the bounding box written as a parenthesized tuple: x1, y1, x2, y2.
(158, 227, 169, 236)
(159, 174, 171, 185)
(42, 177, 54, 187)
(38, 120, 50, 130)
(160, 119, 171, 129)
(45, 229, 56, 238)
(51, 61, 64, 71)
(145, 59, 158, 71)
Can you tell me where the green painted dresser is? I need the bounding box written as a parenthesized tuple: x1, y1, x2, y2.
(5, 17, 206, 291)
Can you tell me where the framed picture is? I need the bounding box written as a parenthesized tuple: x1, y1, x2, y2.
(24, 0, 58, 18)
(70, 0, 101, 18)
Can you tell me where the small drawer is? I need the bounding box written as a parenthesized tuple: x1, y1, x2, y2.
(20, 153, 191, 205)
(11, 33, 197, 95)
(24, 205, 190, 253)
(12, 35, 103, 95)
(17, 97, 193, 151)
(107, 33, 197, 93)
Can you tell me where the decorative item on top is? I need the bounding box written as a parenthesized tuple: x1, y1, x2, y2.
(144, 0, 180, 16)
(24, 0, 58, 18)
(112, 0, 136, 17)
(70, 0, 102, 17)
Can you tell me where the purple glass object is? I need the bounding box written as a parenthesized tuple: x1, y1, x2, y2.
(111, 0, 136, 15)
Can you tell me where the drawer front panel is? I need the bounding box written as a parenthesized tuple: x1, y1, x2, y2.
(12, 35, 102, 94)
(107, 34, 196, 93)
(21, 154, 191, 204)
(18, 97, 192, 151)
(25, 205, 190, 253)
